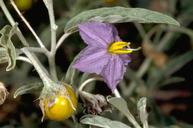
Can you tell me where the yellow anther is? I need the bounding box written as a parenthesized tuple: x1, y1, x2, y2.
(108, 41, 140, 54)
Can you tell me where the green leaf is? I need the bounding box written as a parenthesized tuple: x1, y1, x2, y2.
(163, 51, 193, 76)
(14, 82, 43, 98)
(108, 97, 130, 117)
(0, 47, 8, 64)
(80, 115, 131, 128)
(108, 97, 141, 128)
(137, 97, 148, 128)
(159, 77, 185, 87)
(0, 25, 17, 71)
(65, 7, 180, 32)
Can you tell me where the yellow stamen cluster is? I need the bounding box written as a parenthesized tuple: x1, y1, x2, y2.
(108, 41, 140, 54)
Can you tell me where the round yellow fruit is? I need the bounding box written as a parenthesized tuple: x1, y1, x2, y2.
(14, 0, 32, 11)
(44, 85, 78, 121)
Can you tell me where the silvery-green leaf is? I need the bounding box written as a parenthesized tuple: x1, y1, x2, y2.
(159, 77, 185, 87)
(14, 82, 43, 98)
(65, 7, 180, 32)
(137, 97, 149, 128)
(108, 97, 141, 128)
(80, 115, 131, 128)
(0, 25, 17, 71)
(108, 97, 131, 118)
(0, 47, 8, 64)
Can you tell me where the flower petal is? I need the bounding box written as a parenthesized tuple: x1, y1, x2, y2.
(101, 55, 126, 91)
(78, 22, 121, 47)
(73, 46, 110, 74)
(119, 54, 131, 65)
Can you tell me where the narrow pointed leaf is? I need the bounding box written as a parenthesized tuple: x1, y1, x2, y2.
(0, 25, 17, 71)
(159, 77, 185, 87)
(137, 97, 149, 128)
(14, 82, 43, 98)
(108, 97, 131, 117)
(65, 7, 180, 32)
(80, 115, 131, 128)
(108, 97, 140, 128)
(0, 47, 8, 64)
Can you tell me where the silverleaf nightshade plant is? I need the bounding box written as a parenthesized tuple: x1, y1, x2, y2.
(73, 22, 140, 92)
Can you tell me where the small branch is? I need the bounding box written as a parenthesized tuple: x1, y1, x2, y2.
(56, 32, 71, 50)
(0, 0, 29, 46)
(21, 47, 49, 56)
(21, 48, 52, 87)
(0, 0, 15, 26)
(43, 0, 58, 81)
(16, 56, 32, 64)
(78, 77, 103, 92)
(10, 0, 47, 50)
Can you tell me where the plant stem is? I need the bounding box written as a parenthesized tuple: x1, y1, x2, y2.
(113, 89, 121, 97)
(43, 0, 58, 81)
(0, 0, 15, 26)
(21, 47, 49, 56)
(16, 56, 32, 64)
(78, 77, 103, 92)
(56, 33, 71, 50)
(48, 53, 57, 81)
(0, 0, 29, 46)
(10, 0, 47, 50)
(22, 48, 53, 87)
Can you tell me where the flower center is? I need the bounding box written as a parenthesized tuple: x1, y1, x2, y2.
(108, 41, 141, 54)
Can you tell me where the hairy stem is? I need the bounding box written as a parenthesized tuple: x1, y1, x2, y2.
(43, 0, 58, 81)
(10, 0, 47, 50)
(56, 33, 71, 50)
(22, 48, 52, 87)
(0, 0, 28, 46)
(78, 77, 103, 92)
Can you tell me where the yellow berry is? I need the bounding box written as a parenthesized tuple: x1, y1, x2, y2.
(44, 85, 78, 121)
(14, 0, 32, 11)
(104, 0, 117, 5)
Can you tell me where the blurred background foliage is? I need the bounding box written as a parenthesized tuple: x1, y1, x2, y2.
(0, 0, 193, 127)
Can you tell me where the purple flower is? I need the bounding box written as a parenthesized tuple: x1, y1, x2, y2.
(73, 22, 140, 92)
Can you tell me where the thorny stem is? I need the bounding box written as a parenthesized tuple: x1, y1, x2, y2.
(10, 0, 47, 50)
(0, 0, 28, 46)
